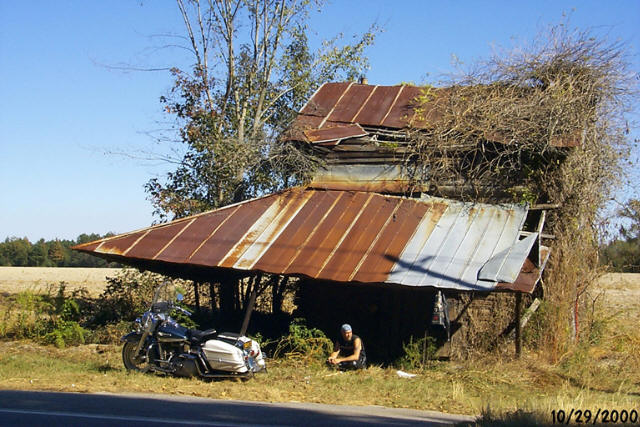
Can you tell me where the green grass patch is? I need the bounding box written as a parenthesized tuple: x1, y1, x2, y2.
(1, 275, 640, 423)
(1, 340, 638, 421)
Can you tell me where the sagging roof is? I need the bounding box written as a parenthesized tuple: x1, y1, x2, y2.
(287, 82, 579, 148)
(73, 188, 548, 293)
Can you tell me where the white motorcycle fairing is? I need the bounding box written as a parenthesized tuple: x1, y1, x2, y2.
(203, 333, 266, 373)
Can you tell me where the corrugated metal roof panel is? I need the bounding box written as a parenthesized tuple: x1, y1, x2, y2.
(299, 82, 351, 117)
(73, 188, 544, 292)
(479, 232, 538, 283)
(126, 220, 192, 260)
(327, 84, 376, 123)
(381, 85, 421, 128)
(304, 124, 367, 144)
(353, 85, 402, 126)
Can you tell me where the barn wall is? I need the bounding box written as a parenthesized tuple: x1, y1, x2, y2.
(295, 279, 529, 363)
(446, 291, 532, 359)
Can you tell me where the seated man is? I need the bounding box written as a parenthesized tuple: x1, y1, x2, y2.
(327, 324, 366, 370)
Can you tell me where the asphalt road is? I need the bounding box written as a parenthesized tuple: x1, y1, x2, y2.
(0, 390, 475, 426)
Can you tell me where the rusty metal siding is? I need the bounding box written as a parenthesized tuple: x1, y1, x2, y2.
(327, 84, 376, 123)
(253, 191, 334, 273)
(282, 191, 349, 277)
(381, 85, 418, 128)
(291, 82, 578, 148)
(351, 201, 430, 283)
(352, 85, 401, 126)
(157, 209, 236, 263)
(73, 188, 542, 292)
(230, 190, 315, 270)
(188, 196, 274, 266)
(299, 82, 351, 117)
(125, 220, 191, 260)
(96, 231, 147, 256)
(303, 124, 367, 144)
(320, 195, 395, 282)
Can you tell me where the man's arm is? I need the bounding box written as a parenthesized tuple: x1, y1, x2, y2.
(327, 342, 341, 364)
(333, 337, 361, 363)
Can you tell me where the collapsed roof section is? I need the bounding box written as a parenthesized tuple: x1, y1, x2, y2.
(285, 82, 579, 195)
(73, 188, 548, 293)
(288, 81, 581, 148)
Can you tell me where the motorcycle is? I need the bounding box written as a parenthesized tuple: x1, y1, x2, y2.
(121, 280, 266, 380)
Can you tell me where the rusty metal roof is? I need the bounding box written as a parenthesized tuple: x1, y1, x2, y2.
(288, 82, 579, 148)
(304, 123, 368, 146)
(73, 188, 546, 293)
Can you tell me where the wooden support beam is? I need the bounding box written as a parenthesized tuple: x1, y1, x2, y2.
(194, 282, 200, 312)
(515, 292, 522, 358)
(240, 273, 262, 336)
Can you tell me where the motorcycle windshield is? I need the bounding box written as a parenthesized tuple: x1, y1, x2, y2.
(151, 281, 179, 313)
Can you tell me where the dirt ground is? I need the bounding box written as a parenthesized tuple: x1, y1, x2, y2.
(0, 267, 123, 297)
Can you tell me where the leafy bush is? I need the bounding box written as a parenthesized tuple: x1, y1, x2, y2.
(396, 335, 437, 371)
(43, 321, 86, 348)
(271, 318, 333, 362)
(0, 284, 89, 348)
(89, 269, 161, 325)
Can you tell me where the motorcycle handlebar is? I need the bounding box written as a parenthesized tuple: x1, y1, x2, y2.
(175, 305, 192, 317)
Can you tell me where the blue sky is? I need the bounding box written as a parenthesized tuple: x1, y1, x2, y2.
(1, 1, 638, 242)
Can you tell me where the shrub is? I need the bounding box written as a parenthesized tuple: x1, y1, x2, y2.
(42, 321, 86, 348)
(0, 284, 89, 348)
(89, 269, 160, 325)
(396, 335, 437, 371)
(271, 318, 333, 362)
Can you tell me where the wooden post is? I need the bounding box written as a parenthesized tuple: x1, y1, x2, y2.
(515, 292, 522, 358)
(240, 274, 262, 336)
(194, 282, 200, 312)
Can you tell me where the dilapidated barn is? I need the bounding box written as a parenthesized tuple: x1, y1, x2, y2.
(75, 81, 576, 362)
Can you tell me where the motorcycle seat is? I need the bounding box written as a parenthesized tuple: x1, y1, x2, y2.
(189, 328, 218, 344)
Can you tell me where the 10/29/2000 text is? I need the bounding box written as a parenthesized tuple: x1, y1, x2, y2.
(551, 409, 638, 424)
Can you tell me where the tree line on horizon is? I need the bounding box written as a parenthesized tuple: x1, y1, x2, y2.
(601, 199, 640, 273)
(0, 234, 120, 268)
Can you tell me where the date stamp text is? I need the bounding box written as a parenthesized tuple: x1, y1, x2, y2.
(551, 408, 638, 424)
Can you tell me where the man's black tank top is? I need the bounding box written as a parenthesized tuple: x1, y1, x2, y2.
(338, 334, 366, 359)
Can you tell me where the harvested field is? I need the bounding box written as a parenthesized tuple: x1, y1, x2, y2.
(0, 267, 124, 297)
(598, 273, 640, 322)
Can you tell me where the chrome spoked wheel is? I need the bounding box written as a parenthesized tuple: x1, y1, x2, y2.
(122, 342, 151, 372)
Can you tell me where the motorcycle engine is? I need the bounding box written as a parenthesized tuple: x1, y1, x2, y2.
(172, 353, 199, 378)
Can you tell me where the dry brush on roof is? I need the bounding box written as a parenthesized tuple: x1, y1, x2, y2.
(407, 25, 636, 360)
(406, 27, 632, 205)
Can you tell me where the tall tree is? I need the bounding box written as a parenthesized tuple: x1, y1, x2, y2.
(146, 0, 377, 220)
(48, 240, 67, 266)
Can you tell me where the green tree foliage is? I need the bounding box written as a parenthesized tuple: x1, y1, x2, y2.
(48, 240, 67, 266)
(601, 199, 640, 272)
(0, 234, 119, 267)
(0, 238, 30, 266)
(28, 240, 49, 267)
(145, 0, 378, 220)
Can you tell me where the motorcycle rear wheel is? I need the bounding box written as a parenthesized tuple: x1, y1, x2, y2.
(122, 342, 151, 372)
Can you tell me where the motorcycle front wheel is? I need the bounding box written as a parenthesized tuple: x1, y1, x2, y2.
(122, 342, 151, 372)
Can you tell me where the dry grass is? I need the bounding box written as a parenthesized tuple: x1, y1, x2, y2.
(598, 273, 640, 323)
(0, 270, 639, 420)
(0, 341, 638, 420)
(0, 267, 123, 297)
